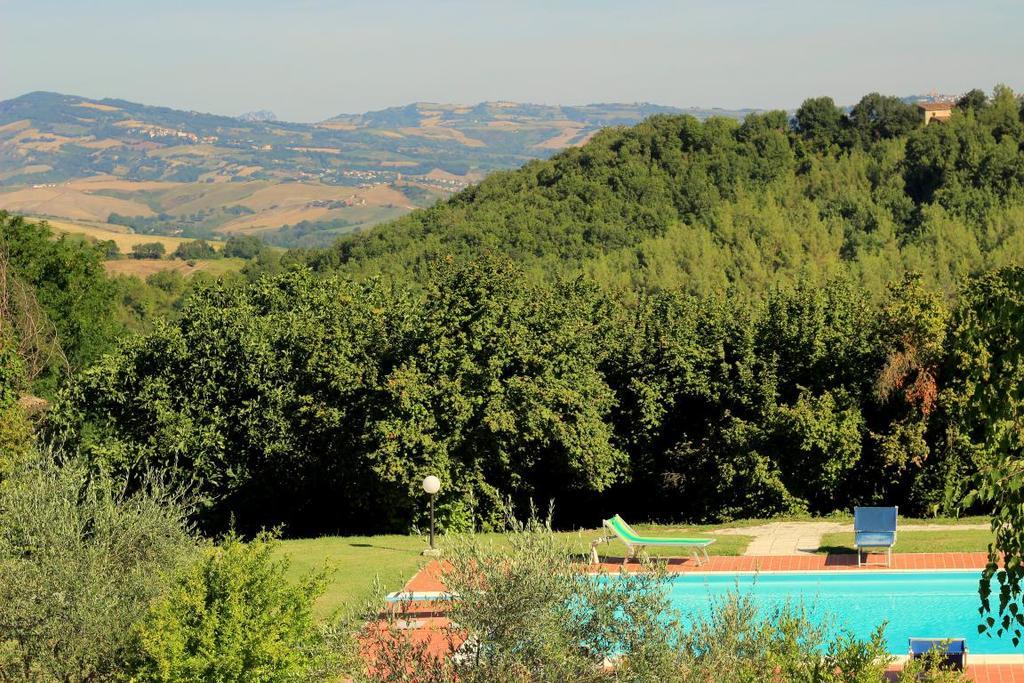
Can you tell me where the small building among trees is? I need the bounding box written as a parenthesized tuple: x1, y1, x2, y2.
(917, 102, 953, 124)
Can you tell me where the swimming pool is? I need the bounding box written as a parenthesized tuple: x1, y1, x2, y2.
(667, 570, 1015, 654)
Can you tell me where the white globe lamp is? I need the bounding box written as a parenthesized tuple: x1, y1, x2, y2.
(422, 475, 441, 553)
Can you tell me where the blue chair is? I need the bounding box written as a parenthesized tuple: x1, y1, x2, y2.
(908, 638, 967, 671)
(854, 506, 898, 567)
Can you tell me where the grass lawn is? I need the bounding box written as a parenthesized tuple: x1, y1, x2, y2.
(818, 528, 995, 554)
(278, 525, 753, 618)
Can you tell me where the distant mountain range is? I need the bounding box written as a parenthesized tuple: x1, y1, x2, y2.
(237, 110, 278, 123)
(0, 91, 762, 184)
(0, 91, 765, 247)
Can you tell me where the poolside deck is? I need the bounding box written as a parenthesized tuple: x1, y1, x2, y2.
(393, 552, 1024, 682)
(591, 550, 992, 571)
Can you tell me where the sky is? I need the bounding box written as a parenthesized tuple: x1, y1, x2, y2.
(2, 0, 1023, 122)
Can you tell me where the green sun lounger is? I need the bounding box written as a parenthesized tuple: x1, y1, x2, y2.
(589, 514, 715, 565)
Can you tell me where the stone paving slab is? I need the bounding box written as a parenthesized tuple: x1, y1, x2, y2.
(713, 520, 990, 557)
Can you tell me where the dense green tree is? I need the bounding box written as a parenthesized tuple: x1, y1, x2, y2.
(981, 84, 1023, 142)
(98, 239, 121, 259)
(223, 234, 267, 259)
(0, 334, 32, 476)
(957, 88, 987, 112)
(0, 212, 121, 377)
(50, 270, 409, 534)
(948, 267, 1024, 642)
(172, 239, 218, 260)
(372, 256, 624, 529)
(52, 259, 628, 533)
(794, 96, 846, 150)
(132, 242, 167, 259)
(848, 93, 920, 144)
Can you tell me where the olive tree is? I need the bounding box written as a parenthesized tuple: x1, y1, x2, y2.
(0, 448, 194, 682)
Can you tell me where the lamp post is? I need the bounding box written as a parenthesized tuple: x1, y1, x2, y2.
(422, 475, 441, 555)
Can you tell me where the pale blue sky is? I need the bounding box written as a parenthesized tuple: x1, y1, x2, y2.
(2, 0, 1022, 122)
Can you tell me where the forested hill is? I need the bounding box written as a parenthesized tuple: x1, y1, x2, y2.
(314, 88, 1024, 296)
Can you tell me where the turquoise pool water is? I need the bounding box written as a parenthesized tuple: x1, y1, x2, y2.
(667, 571, 1014, 654)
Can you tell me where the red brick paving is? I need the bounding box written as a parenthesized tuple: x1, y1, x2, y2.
(883, 664, 1024, 682)
(393, 552, 1023, 682)
(587, 551, 993, 573)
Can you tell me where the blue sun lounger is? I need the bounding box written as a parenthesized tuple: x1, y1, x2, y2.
(854, 506, 898, 567)
(909, 637, 967, 671)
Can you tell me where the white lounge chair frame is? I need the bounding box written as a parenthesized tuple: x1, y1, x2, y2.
(589, 515, 714, 566)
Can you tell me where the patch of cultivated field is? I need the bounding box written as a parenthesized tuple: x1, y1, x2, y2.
(0, 119, 32, 136)
(534, 124, 587, 150)
(360, 183, 415, 207)
(155, 181, 268, 214)
(0, 164, 52, 181)
(11, 130, 78, 152)
(315, 121, 358, 131)
(236, 182, 359, 211)
(73, 101, 122, 112)
(103, 257, 247, 279)
(65, 176, 182, 192)
(75, 138, 125, 150)
(0, 187, 154, 221)
(38, 216, 218, 252)
(217, 205, 340, 233)
(148, 144, 233, 159)
(424, 168, 467, 182)
(3, 175, 434, 244)
(400, 124, 486, 148)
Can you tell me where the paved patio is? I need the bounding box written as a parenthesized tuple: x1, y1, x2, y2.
(714, 520, 991, 556)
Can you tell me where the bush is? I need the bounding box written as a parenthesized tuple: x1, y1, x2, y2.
(896, 647, 970, 682)
(132, 242, 167, 259)
(222, 235, 266, 259)
(0, 337, 32, 477)
(676, 594, 890, 682)
(0, 447, 194, 682)
(173, 240, 218, 261)
(0, 401, 32, 480)
(130, 532, 346, 682)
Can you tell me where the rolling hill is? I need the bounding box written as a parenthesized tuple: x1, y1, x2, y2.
(314, 89, 1024, 298)
(0, 92, 759, 247)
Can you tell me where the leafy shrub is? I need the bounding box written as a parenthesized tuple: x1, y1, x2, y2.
(132, 242, 167, 259)
(0, 337, 32, 476)
(896, 645, 970, 682)
(676, 594, 890, 682)
(222, 235, 266, 259)
(172, 240, 218, 261)
(0, 401, 32, 480)
(130, 532, 345, 683)
(0, 447, 194, 682)
(1, 212, 121, 373)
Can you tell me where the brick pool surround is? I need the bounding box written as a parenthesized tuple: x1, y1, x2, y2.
(392, 551, 1024, 682)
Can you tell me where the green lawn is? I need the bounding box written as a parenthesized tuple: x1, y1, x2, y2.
(278, 525, 753, 618)
(818, 528, 995, 554)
